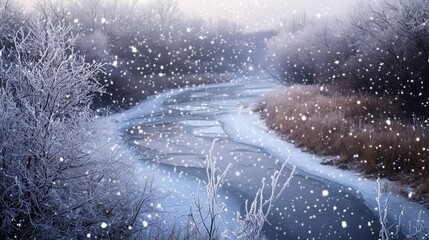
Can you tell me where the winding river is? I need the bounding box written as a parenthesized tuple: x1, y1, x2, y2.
(118, 75, 386, 239)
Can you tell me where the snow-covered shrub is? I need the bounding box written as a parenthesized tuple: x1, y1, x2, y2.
(376, 179, 429, 240)
(189, 139, 232, 240)
(186, 140, 295, 240)
(236, 158, 295, 239)
(75, 30, 112, 63)
(0, 20, 153, 239)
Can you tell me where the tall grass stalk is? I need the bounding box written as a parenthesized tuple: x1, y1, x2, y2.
(236, 156, 295, 239)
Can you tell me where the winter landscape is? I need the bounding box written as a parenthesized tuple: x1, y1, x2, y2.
(0, 0, 428, 239)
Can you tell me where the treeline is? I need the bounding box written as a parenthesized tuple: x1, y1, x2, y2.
(29, 0, 274, 107)
(267, 0, 429, 117)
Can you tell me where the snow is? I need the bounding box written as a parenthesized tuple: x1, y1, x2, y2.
(100, 222, 108, 229)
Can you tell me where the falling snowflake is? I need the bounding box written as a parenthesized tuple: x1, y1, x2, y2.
(322, 190, 329, 197)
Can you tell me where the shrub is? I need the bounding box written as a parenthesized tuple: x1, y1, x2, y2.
(0, 20, 153, 238)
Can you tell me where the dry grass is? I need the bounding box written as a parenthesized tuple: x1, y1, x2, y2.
(256, 84, 429, 205)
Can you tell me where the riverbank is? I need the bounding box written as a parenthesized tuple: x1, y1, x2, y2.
(255, 84, 429, 206)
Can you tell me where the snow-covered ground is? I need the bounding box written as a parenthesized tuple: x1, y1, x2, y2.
(97, 75, 428, 238)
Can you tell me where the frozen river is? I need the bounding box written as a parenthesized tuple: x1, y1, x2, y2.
(113, 75, 425, 239)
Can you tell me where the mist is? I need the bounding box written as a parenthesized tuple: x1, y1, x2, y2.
(178, 0, 360, 31)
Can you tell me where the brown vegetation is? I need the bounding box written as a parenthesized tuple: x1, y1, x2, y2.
(256, 84, 429, 205)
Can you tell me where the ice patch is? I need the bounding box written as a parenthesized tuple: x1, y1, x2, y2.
(169, 104, 219, 113)
(192, 126, 228, 138)
(181, 120, 220, 127)
(189, 92, 213, 98)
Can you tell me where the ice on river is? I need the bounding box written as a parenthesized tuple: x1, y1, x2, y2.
(95, 115, 240, 234)
(102, 76, 428, 238)
(169, 103, 219, 113)
(181, 120, 220, 127)
(192, 126, 228, 138)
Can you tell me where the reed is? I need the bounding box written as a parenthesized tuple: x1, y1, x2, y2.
(256, 84, 429, 205)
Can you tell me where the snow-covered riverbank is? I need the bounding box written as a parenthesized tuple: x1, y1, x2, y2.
(220, 102, 429, 238)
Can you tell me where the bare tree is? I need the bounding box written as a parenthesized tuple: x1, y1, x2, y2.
(215, 19, 243, 43)
(344, 0, 429, 113)
(33, 0, 70, 22)
(153, 0, 181, 35)
(267, 16, 351, 85)
(0, 0, 22, 42)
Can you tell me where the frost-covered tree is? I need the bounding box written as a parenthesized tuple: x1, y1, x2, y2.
(75, 30, 112, 63)
(345, 0, 429, 115)
(267, 0, 429, 116)
(34, 0, 70, 23)
(0, 0, 22, 45)
(30, 0, 269, 109)
(267, 15, 353, 85)
(0, 19, 99, 238)
(0, 19, 152, 239)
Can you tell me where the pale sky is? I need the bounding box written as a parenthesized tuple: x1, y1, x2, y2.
(23, 0, 360, 32)
(178, 0, 360, 31)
